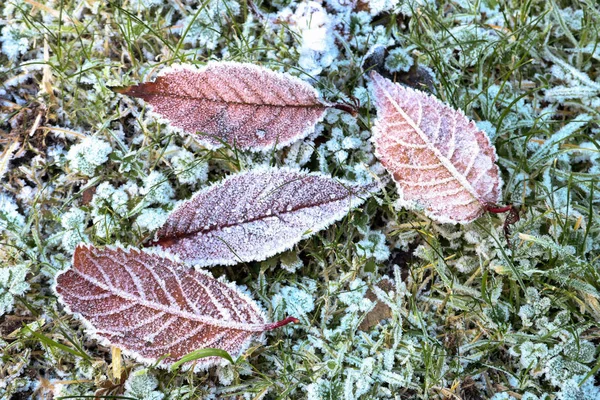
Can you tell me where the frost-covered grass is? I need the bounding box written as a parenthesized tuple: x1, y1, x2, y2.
(1, 0, 600, 399)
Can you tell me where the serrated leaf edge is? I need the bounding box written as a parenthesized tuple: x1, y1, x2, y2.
(370, 72, 503, 224)
(127, 61, 330, 152)
(152, 166, 372, 267)
(53, 243, 270, 371)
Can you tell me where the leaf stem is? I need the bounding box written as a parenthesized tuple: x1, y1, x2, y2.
(265, 316, 300, 330)
(484, 204, 513, 214)
(331, 102, 358, 117)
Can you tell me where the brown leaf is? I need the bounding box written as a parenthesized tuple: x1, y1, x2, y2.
(358, 278, 394, 331)
(118, 62, 329, 151)
(55, 245, 298, 370)
(81, 186, 96, 206)
(153, 167, 371, 266)
(370, 72, 502, 223)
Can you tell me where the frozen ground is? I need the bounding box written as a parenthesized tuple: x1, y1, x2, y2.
(1, 0, 600, 399)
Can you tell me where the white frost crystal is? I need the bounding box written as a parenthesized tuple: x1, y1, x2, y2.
(0, 263, 30, 316)
(141, 171, 174, 205)
(66, 136, 112, 177)
(135, 207, 169, 232)
(216, 364, 235, 386)
(356, 230, 390, 262)
(275, 284, 316, 317)
(61, 207, 87, 230)
(0, 193, 25, 232)
(384, 47, 413, 73)
(367, 0, 399, 15)
(124, 368, 164, 400)
(61, 230, 89, 253)
(171, 149, 208, 185)
(288, 1, 339, 75)
(0, 26, 29, 60)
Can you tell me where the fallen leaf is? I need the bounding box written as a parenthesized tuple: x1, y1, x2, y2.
(153, 167, 370, 266)
(370, 72, 502, 224)
(55, 245, 298, 370)
(358, 278, 394, 331)
(117, 62, 330, 151)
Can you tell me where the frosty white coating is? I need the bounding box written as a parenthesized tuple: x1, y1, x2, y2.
(55, 245, 295, 370)
(370, 72, 502, 224)
(122, 62, 328, 151)
(154, 167, 368, 266)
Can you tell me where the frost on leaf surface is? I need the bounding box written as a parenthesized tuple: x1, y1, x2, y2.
(153, 168, 369, 266)
(370, 72, 502, 224)
(54, 245, 297, 370)
(118, 62, 329, 151)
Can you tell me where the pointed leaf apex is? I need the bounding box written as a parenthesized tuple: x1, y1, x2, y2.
(153, 168, 368, 266)
(118, 62, 329, 150)
(370, 73, 502, 224)
(56, 245, 275, 370)
(111, 85, 133, 95)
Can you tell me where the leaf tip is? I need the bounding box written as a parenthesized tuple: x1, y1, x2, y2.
(111, 85, 133, 95)
(369, 70, 383, 81)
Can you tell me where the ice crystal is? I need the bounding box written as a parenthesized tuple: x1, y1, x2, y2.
(556, 375, 600, 400)
(275, 283, 316, 317)
(0, 193, 25, 232)
(175, 0, 240, 50)
(61, 229, 89, 253)
(216, 364, 235, 386)
(66, 136, 112, 177)
(518, 288, 551, 328)
(490, 393, 516, 400)
(60, 207, 87, 230)
(89, 182, 130, 238)
(306, 378, 342, 399)
(338, 279, 371, 312)
(287, 2, 339, 75)
(355, 230, 390, 262)
(0, 26, 29, 60)
(279, 252, 304, 273)
(124, 368, 164, 400)
(0, 263, 30, 316)
(518, 341, 548, 369)
(140, 171, 174, 206)
(367, 0, 399, 15)
(171, 149, 208, 185)
(384, 47, 414, 73)
(135, 207, 169, 232)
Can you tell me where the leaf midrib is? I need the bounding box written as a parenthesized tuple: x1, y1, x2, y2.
(139, 92, 328, 110)
(375, 76, 482, 203)
(156, 183, 360, 244)
(70, 267, 268, 332)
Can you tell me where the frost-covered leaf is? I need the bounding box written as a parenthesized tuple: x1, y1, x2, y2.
(370, 72, 502, 223)
(54, 245, 298, 370)
(0, 263, 30, 316)
(358, 278, 394, 332)
(118, 62, 330, 151)
(153, 167, 369, 266)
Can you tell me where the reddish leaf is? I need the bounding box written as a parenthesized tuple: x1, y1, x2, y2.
(55, 245, 298, 370)
(153, 167, 369, 266)
(370, 72, 502, 224)
(118, 62, 329, 151)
